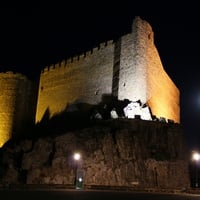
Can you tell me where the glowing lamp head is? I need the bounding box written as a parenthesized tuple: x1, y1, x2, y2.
(78, 177, 83, 182)
(73, 153, 81, 161)
(192, 152, 200, 161)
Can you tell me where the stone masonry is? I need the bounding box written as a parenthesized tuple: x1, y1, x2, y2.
(0, 16, 179, 149)
(36, 16, 179, 123)
(0, 119, 190, 189)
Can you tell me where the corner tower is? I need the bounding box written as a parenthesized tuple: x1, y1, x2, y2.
(117, 16, 180, 122)
(0, 72, 34, 147)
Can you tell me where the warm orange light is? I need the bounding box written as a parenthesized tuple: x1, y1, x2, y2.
(0, 130, 10, 148)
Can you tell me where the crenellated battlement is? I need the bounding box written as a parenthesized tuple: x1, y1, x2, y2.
(0, 71, 29, 81)
(41, 39, 114, 74)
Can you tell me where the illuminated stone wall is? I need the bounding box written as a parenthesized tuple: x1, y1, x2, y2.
(0, 17, 180, 148)
(36, 41, 114, 122)
(36, 16, 179, 123)
(146, 40, 180, 123)
(118, 19, 147, 102)
(118, 17, 179, 122)
(0, 72, 33, 147)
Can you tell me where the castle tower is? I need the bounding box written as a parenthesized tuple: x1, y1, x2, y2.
(117, 16, 180, 122)
(116, 16, 149, 102)
(0, 72, 34, 147)
(36, 16, 179, 124)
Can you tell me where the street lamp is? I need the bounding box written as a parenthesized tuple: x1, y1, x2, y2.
(73, 152, 84, 189)
(74, 152, 81, 161)
(192, 151, 200, 187)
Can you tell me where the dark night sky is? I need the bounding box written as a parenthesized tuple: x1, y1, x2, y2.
(0, 3, 200, 150)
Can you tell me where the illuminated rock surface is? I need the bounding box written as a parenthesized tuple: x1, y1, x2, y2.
(0, 119, 189, 189)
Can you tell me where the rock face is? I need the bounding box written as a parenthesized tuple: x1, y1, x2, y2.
(0, 119, 190, 189)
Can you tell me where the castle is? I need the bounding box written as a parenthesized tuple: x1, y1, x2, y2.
(0, 16, 180, 148)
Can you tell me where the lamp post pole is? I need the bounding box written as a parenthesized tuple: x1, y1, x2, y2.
(192, 151, 200, 188)
(73, 152, 83, 189)
(73, 152, 80, 184)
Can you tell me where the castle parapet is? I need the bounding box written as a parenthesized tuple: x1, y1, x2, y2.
(40, 39, 114, 74)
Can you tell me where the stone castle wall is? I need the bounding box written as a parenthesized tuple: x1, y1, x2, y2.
(36, 16, 179, 123)
(36, 40, 114, 122)
(0, 72, 34, 147)
(135, 17, 180, 122)
(0, 16, 180, 147)
(146, 43, 180, 122)
(118, 17, 179, 122)
(117, 18, 149, 102)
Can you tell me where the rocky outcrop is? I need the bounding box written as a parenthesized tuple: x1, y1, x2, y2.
(0, 119, 190, 189)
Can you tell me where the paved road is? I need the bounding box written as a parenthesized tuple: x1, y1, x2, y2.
(1, 189, 200, 200)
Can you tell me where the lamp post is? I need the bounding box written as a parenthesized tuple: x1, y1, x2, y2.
(192, 151, 200, 188)
(73, 152, 84, 189)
